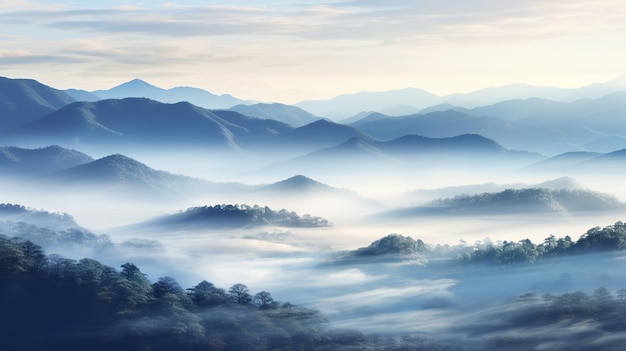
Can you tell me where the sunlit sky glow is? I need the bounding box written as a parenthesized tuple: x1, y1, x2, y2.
(2, 0, 625, 103)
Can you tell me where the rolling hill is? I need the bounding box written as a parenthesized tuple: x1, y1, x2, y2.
(50, 154, 215, 197)
(138, 204, 331, 229)
(0, 145, 93, 176)
(387, 188, 623, 217)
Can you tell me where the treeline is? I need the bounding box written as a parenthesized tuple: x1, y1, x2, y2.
(341, 221, 626, 265)
(460, 221, 626, 265)
(155, 204, 331, 228)
(0, 235, 452, 351)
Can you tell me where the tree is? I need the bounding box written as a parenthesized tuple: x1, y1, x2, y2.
(153, 276, 184, 298)
(228, 283, 252, 305)
(254, 291, 274, 309)
(187, 280, 229, 307)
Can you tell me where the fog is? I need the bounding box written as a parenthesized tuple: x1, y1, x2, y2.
(2, 145, 626, 349)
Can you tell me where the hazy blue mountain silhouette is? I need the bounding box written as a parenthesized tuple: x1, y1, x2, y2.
(296, 87, 441, 119)
(0, 145, 93, 176)
(525, 151, 603, 172)
(51, 154, 213, 197)
(353, 110, 512, 141)
(418, 103, 471, 114)
(344, 112, 390, 127)
(9, 98, 292, 150)
(0, 76, 76, 131)
(92, 78, 249, 109)
(277, 119, 374, 151)
(276, 134, 540, 173)
(294, 74, 626, 121)
(525, 149, 626, 173)
(580, 148, 626, 167)
(260, 175, 334, 193)
(0, 203, 79, 229)
(228, 103, 319, 127)
(63, 89, 101, 102)
(388, 188, 623, 217)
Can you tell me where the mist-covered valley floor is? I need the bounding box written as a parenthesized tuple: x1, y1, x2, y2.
(2, 75, 626, 350)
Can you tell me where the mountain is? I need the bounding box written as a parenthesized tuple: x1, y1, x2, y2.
(50, 154, 213, 197)
(296, 87, 441, 120)
(387, 188, 623, 217)
(92, 78, 249, 109)
(259, 175, 334, 193)
(0, 76, 76, 131)
(271, 134, 541, 176)
(0, 145, 93, 177)
(564, 74, 626, 101)
(228, 103, 319, 127)
(63, 89, 101, 102)
(353, 110, 513, 141)
(345, 112, 389, 127)
(0, 203, 79, 230)
(405, 176, 584, 203)
(7, 98, 293, 150)
(277, 119, 374, 151)
(418, 103, 471, 114)
(525, 151, 615, 173)
(442, 83, 573, 108)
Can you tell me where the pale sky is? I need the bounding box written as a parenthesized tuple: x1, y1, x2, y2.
(1, 0, 625, 103)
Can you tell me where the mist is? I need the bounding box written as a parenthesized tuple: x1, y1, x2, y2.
(3, 103, 626, 350)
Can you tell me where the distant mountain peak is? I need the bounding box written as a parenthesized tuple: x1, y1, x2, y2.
(262, 174, 332, 192)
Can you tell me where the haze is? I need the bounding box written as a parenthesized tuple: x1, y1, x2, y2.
(2, 1, 626, 102)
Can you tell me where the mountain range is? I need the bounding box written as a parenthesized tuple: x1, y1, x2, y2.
(4, 98, 293, 151)
(298, 74, 626, 119)
(89, 78, 249, 109)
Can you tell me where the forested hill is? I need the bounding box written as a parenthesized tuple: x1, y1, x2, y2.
(143, 204, 331, 229)
(0, 236, 454, 351)
(336, 221, 626, 265)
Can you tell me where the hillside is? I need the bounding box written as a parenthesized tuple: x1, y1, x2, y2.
(141, 204, 331, 229)
(50, 154, 213, 197)
(228, 103, 319, 127)
(8, 98, 292, 150)
(388, 188, 623, 217)
(0, 145, 93, 176)
(0, 76, 76, 131)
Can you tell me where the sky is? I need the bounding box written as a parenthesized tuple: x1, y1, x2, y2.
(1, 0, 626, 103)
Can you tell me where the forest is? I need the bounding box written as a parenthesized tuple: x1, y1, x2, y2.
(2, 220, 626, 350)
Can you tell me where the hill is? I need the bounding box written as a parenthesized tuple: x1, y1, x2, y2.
(388, 188, 623, 217)
(0, 203, 77, 228)
(50, 154, 214, 197)
(228, 103, 319, 127)
(276, 119, 374, 151)
(92, 78, 249, 109)
(0, 145, 93, 176)
(140, 204, 331, 229)
(0, 76, 76, 131)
